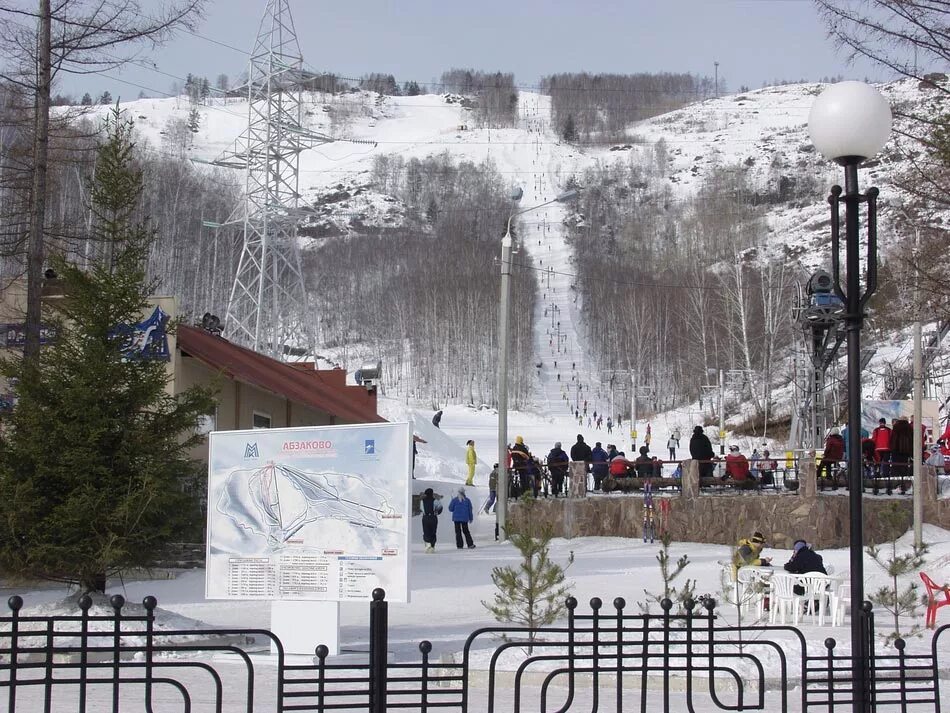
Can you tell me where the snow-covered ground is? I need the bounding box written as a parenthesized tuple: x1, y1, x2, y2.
(3, 401, 948, 660)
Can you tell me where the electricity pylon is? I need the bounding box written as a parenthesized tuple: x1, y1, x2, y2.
(212, 0, 332, 357)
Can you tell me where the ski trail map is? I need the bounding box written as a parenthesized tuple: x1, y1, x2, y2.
(205, 422, 412, 602)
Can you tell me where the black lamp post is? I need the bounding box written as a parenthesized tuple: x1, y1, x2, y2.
(808, 81, 892, 713)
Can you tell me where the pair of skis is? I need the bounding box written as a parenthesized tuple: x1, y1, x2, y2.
(643, 480, 656, 543)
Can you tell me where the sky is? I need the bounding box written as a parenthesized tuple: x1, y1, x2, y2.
(56, 0, 906, 102)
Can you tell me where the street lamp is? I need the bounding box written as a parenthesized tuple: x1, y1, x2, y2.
(497, 187, 579, 539)
(808, 80, 891, 713)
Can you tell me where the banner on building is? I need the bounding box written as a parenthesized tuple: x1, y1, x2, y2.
(115, 306, 170, 361)
(206, 422, 411, 602)
(0, 323, 57, 348)
(861, 399, 940, 440)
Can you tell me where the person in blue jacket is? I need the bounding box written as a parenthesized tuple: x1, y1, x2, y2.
(590, 441, 609, 491)
(448, 487, 476, 549)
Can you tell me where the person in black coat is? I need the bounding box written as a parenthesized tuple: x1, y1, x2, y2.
(546, 442, 569, 496)
(784, 540, 827, 596)
(570, 434, 592, 465)
(783, 540, 827, 575)
(634, 446, 654, 478)
(420, 488, 442, 553)
(689, 426, 716, 478)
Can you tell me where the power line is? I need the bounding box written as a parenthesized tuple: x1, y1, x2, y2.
(510, 260, 798, 293)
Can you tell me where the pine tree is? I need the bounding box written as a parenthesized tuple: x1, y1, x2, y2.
(0, 107, 216, 593)
(640, 532, 695, 613)
(188, 107, 201, 134)
(561, 114, 578, 143)
(867, 503, 928, 642)
(482, 497, 574, 650)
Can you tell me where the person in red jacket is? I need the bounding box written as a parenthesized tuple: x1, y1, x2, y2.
(608, 451, 632, 478)
(724, 445, 752, 484)
(818, 427, 845, 488)
(872, 417, 892, 475)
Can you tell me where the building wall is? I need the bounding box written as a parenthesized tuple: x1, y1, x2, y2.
(176, 354, 336, 462)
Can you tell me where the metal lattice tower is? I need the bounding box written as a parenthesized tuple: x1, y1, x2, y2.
(213, 0, 332, 357)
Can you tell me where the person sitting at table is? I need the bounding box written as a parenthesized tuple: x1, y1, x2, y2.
(733, 531, 771, 575)
(784, 540, 828, 599)
(784, 540, 827, 575)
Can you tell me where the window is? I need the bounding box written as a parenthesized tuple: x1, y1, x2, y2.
(252, 411, 271, 429)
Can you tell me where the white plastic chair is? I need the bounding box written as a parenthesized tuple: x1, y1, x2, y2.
(736, 567, 768, 619)
(831, 580, 851, 627)
(769, 573, 802, 625)
(797, 573, 836, 626)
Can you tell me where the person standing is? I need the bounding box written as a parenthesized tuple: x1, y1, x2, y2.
(448, 487, 475, 549)
(818, 428, 845, 487)
(420, 488, 442, 553)
(412, 434, 427, 479)
(510, 435, 531, 491)
(546, 441, 569, 496)
(689, 426, 716, 479)
(465, 439, 477, 486)
(570, 434, 592, 465)
(889, 418, 914, 478)
(484, 464, 498, 514)
(667, 432, 679, 460)
(872, 417, 892, 473)
(432, 409, 443, 428)
(842, 423, 869, 460)
(591, 441, 609, 491)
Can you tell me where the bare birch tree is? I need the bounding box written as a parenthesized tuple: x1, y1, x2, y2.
(0, 0, 206, 359)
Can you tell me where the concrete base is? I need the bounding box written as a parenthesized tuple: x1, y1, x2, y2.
(270, 600, 340, 656)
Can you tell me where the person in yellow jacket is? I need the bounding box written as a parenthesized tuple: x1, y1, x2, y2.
(465, 439, 477, 486)
(732, 531, 772, 577)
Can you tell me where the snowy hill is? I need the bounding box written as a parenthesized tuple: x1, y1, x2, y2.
(81, 77, 949, 439)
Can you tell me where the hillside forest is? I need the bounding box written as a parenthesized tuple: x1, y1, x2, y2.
(2, 65, 948, 430)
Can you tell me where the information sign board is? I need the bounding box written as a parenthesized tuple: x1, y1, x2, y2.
(206, 422, 411, 602)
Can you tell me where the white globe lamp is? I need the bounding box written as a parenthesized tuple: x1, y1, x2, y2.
(808, 81, 892, 165)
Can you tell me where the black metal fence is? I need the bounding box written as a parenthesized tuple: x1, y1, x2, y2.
(1, 589, 946, 712)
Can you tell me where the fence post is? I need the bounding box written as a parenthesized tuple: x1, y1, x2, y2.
(419, 641, 432, 712)
(110, 594, 125, 713)
(894, 638, 908, 713)
(78, 595, 92, 713)
(315, 645, 329, 713)
(824, 637, 836, 710)
(8, 596, 22, 713)
(682, 459, 698, 500)
(143, 596, 157, 713)
(612, 597, 625, 713)
(861, 602, 875, 710)
(369, 588, 388, 713)
(661, 598, 673, 712)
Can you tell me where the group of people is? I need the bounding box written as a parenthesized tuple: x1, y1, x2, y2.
(817, 416, 950, 489)
(688, 426, 778, 486)
(420, 486, 477, 552)
(734, 530, 828, 602)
